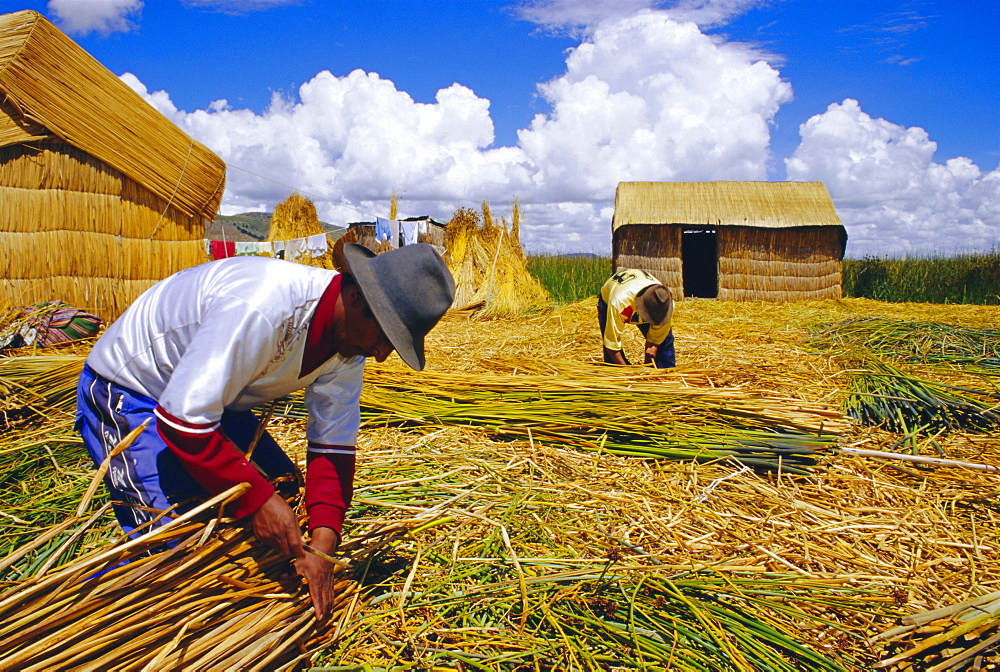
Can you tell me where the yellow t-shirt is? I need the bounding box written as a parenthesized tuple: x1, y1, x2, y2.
(600, 269, 673, 350)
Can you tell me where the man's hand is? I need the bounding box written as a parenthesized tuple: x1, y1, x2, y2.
(296, 526, 341, 621)
(250, 492, 303, 558)
(643, 341, 659, 365)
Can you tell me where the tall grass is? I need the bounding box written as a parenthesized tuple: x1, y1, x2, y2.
(843, 251, 1000, 305)
(526, 254, 611, 304)
(527, 251, 1000, 305)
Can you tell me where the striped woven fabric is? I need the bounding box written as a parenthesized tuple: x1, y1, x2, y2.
(0, 301, 101, 349)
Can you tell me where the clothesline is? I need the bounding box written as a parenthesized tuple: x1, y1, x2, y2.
(205, 232, 329, 261)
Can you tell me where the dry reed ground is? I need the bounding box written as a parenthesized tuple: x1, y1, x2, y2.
(3, 296, 999, 669)
(263, 297, 1000, 668)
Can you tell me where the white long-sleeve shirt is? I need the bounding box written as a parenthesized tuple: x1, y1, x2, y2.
(87, 256, 364, 446)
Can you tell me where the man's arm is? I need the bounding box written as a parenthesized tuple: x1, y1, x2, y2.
(297, 446, 355, 619)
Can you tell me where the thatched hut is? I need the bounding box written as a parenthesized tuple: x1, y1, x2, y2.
(0, 10, 225, 320)
(612, 181, 848, 301)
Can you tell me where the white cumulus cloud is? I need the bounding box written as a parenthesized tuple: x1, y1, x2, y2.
(122, 11, 791, 253)
(47, 0, 143, 36)
(786, 99, 1000, 257)
(513, 0, 767, 32)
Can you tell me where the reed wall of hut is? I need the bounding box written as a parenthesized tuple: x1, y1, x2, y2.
(611, 224, 683, 293)
(0, 140, 211, 319)
(611, 181, 847, 302)
(0, 10, 226, 321)
(716, 226, 844, 301)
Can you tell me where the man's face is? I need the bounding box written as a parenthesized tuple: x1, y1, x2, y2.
(336, 284, 395, 362)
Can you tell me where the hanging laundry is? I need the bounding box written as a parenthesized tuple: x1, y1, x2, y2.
(257, 241, 273, 255)
(386, 219, 399, 249)
(376, 217, 391, 242)
(234, 241, 259, 256)
(210, 240, 236, 260)
(272, 240, 286, 259)
(417, 219, 428, 235)
(285, 236, 308, 261)
(399, 220, 417, 246)
(306, 233, 328, 257)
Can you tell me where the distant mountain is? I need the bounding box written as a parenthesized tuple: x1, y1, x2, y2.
(208, 212, 348, 241)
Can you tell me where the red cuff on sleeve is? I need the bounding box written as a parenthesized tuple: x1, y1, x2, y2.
(306, 443, 356, 537)
(155, 405, 274, 519)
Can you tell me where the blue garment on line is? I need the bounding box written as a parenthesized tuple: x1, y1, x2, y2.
(376, 217, 391, 242)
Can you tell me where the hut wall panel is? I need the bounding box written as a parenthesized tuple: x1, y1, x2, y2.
(720, 286, 843, 302)
(0, 143, 204, 240)
(0, 231, 206, 282)
(612, 223, 684, 298)
(418, 224, 446, 247)
(716, 226, 843, 301)
(0, 187, 124, 235)
(0, 277, 159, 319)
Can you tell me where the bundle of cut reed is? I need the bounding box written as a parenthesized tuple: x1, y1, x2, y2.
(266, 193, 335, 269)
(873, 592, 1000, 671)
(813, 318, 1000, 369)
(0, 484, 364, 671)
(444, 202, 551, 317)
(0, 354, 84, 418)
(843, 356, 1000, 435)
(269, 363, 847, 474)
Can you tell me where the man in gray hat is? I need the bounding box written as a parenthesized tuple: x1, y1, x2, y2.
(597, 268, 675, 368)
(76, 242, 455, 620)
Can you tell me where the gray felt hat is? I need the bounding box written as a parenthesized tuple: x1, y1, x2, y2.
(342, 242, 455, 371)
(636, 284, 673, 326)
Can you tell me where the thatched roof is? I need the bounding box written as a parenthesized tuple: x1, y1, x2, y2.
(613, 181, 844, 232)
(0, 10, 225, 221)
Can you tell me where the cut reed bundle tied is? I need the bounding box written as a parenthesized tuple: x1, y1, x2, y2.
(0, 485, 363, 672)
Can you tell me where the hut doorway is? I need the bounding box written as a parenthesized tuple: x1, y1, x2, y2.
(681, 228, 718, 298)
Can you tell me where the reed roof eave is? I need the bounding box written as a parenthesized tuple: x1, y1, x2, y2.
(612, 181, 846, 233)
(0, 10, 225, 221)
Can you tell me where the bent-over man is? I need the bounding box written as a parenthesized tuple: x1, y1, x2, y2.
(597, 268, 675, 368)
(75, 242, 455, 619)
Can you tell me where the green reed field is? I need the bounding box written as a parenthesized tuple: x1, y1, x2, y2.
(843, 251, 1000, 304)
(528, 251, 1000, 305)
(525, 254, 612, 304)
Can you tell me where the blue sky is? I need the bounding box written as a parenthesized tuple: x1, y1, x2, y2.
(14, 0, 1000, 256)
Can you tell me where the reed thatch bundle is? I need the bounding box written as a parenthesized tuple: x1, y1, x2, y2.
(0, 484, 364, 671)
(0, 10, 226, 320)
(444, 202, 550, 317)
(874, 592, 1000, 671)
(265, 193, 334, 269)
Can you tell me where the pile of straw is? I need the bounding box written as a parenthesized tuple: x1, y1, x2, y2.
(266, 193, 334, 269)
(444, 201, 551, 317)
(0, 484, 364, 671)
(3, 296, 1000, 669)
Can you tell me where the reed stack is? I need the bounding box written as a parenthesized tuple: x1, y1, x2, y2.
(266, 193, 335, 269)
(444, 201, 550, 317)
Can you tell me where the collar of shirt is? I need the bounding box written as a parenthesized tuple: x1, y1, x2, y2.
(299, 273, 343, 379)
